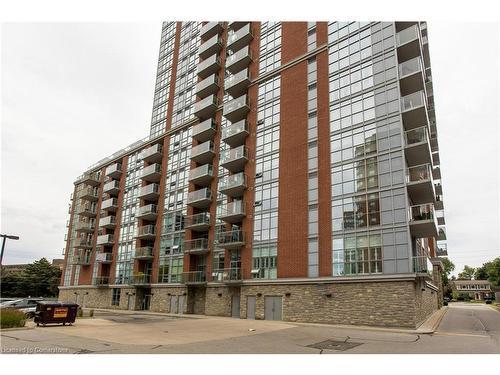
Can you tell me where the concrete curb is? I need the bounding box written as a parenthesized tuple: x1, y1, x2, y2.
(415, 306, 448, 334)
(90, 308, 203, 319)
(0, 326, 34, 332)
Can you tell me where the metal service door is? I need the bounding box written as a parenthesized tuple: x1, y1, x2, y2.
(231, 295, 240, 318)
(264, 296, 282, 321)
(178, 295, 185, 314)
(246, 296, 256, 320)
(170, 296, 178, 314)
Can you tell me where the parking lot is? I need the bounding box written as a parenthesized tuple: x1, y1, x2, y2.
(1, 303, 499, 354)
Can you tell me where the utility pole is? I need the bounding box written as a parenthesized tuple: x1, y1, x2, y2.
(0, 234, 20, 266)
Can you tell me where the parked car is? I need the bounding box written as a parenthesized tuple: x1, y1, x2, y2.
(0, 298, 44, 318)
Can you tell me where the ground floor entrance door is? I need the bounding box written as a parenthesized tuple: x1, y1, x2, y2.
(246, 296, 256, 320)
(178, 295, 185, 314)
(264, 296, 282, 321)
(127, 295, 133, 310)
(170, 295, 178, 314)
(231, 294, 240, 318)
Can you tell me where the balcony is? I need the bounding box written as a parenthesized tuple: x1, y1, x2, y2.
(184, 212, 210, 232)
(223, 94, 250, 123)
(187, 188, 212, 208)
(435, 195, 444, 210)
(400, 91, 428, 130)
(404, 126, 432, 167)
(396, 24, 422, 62)
(189, 164, 213, 187)
(78, 205, 96, 217)
(227, 23, 253, 52)
(436, 243, 448, 257)
(136, 225, 156, 240)
(190, 140, 215, 164)
(435, 182, 443, 195)
(228, 21, 248, 32)
(105, 163, 122, 179)
(184, 238, 209, 255)
(398, 56, 424, 96)
(95, 252, 113, 263)
(141, 163, 162, 182)
(77, 171, 100, 186)
(215, 230, 245, 249)
(219, 172, 247, 197)
(412, 256, 432, 275)
(193, 94, 218, 119)
(71, 251, 91, 266)
(197, 54, 221, 79)
(225, 69, 251, 98)
(101, 197, 119, 212)
(78, 187, 99, 201)
(74, 221, 95, 233)
(141, 143, 163, 163)
(192, 118, 216, 143)
(432, 151, 440, 166)
(198, 34, 222, 60)
(182, 271, 207, 285)
(438, 227, 447, 241)
(138, 183, 160, 201)
(220, 145, 248, 172)
(195, 74, 219, 98)
(74, 237, 93, 249)
(219, 200, 246, 223)
(93, 276, 109, 287)
(406, 164, 435, 205)
(408, 203, 438, 239)
(130, 274, 152, 286)
(99, 215, 116, 229)
(211, 268, 242, 283)
(103, 180, 120, 195)
(226, 46, 252, 74)
(200, 21, 224, 41)
(133, 246, 154, 260)
(136, 204, 158, 221)
(432, 165, 441, 180)
(221, 119, 249, 147)
(437, 210, 445, 226)
(96, 234, 114, 246)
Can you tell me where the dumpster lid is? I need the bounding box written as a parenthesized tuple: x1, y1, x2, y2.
(37, 301, 79, 307)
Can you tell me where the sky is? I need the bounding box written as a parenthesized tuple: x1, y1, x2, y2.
(1, 21, 499, 276)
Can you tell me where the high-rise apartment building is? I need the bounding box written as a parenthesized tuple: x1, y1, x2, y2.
(59, 21, 447, 328)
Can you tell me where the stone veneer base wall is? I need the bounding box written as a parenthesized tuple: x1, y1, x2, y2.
(59, 279, 439, 328)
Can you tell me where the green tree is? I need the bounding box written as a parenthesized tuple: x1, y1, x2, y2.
(441, 258, 455, 298)
(458, 265, 476, 280)
(0, 258, 61, 298)
(485, 257, 500, 287)
(474, 263, 490, 280)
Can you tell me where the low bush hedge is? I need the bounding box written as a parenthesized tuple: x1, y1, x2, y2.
(1, 308, 27, 329)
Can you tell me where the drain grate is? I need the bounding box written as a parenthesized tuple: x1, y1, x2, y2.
(307, 339, 362, 352)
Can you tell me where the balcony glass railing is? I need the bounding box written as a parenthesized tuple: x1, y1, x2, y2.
(105, 163, 121, 176)
(199, 34, 221, 56)
(103, 180, 120, 192)
(140, 143, 162, 160)
(191, 141, 214, 158)
(93, 276, 109, 286)
(216, 230, 245, 246)
(211, 268, 242, 282)
(139, 183, 160, 197)
(79, 205, 97, 215)
(75, 237, 93, 247)
(96, 234, 114, 245)
(226, 46, 251, 68)
(196, 74, 218, 94)
(219, 172, 246, 191)
(101, 198, 118, 210)
(189, 164, 213, 181)
(221, 200, 245, 217)
(401, 91, 426, 112)
(227, 23, 252, 48)
(99, 215, 116, 227)
(137, 225, 155, 237)
(75, 222, 95, 231)
(134, 246, 154, 258)
(185, 212, 210, 227)
(141, 163, 162, 178)
(184, 238, 209, 252)
(222, 120, 247, 140)
(200, 22, 223, 39)
(197, 54, 220, 74)
(406, 164, 433, 183)
(192, 119, 216, 139)
(194, 95, 218, 113)
(404, 126, 429, 146)
(398, 56, 422, 78)
(78, 186, 99, 199)
(223, 94, 248, 115)
(137, 204, 157, 217)
(224, 69, 250, 90)
(409, 204, 435, 222)
(182, 271, 207, 283)
(96, 252, 113, 262)
(130, 274, 152, 284)
(187, 188, 212, 203)
(220, 145, 248, 164)
(76, 171, 100, 184)
(412, 255, 432, 275)
(396, 24, 419, 47)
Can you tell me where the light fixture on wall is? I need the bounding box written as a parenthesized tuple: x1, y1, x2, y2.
(285, 293, 291, 297)
(257, 293, 262, 297)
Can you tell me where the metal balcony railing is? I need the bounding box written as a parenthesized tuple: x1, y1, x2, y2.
(134, 246, 154, 259)
(182, 271, 207, 284)
(406, 163, 433, 184)
(211, 268, 242, 282)
(398, 56, 422, 78)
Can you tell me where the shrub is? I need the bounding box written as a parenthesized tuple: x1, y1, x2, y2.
(1, 308, 27, 329)
(486, 300, 492, 304)
(89, 309, 94, 317)
(76, 307, 83, 317)
(443, 301, 448, 306)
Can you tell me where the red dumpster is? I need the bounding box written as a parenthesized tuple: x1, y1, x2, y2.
(34, 301, 79, 326)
